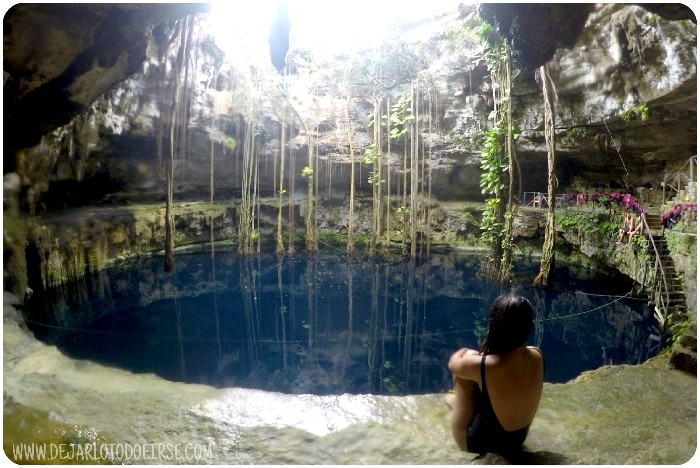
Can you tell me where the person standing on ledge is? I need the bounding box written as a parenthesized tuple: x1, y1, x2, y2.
(445, 293, 544, 455)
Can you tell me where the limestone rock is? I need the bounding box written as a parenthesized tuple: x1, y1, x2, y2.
(670, 322, 697, 375)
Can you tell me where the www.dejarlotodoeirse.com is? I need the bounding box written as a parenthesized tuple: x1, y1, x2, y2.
(9, 441, 215, 463)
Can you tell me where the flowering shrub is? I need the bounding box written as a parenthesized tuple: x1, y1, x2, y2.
(660, 202, 697, 230)
(564, 192, 646, 215)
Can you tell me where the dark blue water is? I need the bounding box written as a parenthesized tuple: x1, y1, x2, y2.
(27, 248, 661, 395)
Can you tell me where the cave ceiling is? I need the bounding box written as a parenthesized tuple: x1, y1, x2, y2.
(3, 2, 697, 175)
(480, 3, 696, 71)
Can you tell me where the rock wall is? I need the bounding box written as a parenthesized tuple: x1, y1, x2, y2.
(4, 4, 696, 212)
(3, 4, 697, 301)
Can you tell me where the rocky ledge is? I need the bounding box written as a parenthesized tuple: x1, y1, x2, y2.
(3, 292, 695, 465)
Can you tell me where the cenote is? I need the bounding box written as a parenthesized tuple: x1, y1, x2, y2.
(26, 248, 661, 396)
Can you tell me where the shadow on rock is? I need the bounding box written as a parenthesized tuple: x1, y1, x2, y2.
(473, 450, 571, 465)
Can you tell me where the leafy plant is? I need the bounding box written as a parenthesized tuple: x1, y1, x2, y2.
(473, 21, 503, 69)
(665, 219, 697, 275)
(556, 209, 620, 237)
(620, 104, 650, 122)
(388, 95, 413, 141)
(362, 144, 384, 185)
(667, 312, 692, 346)
(565, 127, 585, 140)
(362, 144, 379, 164)
(478, 124, 508, 251)
(676, 272, 686, 289)
(318, 231, 346, 245)
(646, 13, 662, 25)
(223, 136, 236, 152)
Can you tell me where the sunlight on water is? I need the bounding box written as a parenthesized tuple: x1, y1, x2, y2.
(196, 389, 398, 436)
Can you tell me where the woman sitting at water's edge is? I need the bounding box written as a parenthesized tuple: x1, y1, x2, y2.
(445, 293, 544, 455)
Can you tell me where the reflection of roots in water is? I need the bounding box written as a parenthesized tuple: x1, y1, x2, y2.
(30, 251, 658, 393)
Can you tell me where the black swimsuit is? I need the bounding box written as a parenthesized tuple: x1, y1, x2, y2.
(466, 352, 539, 455)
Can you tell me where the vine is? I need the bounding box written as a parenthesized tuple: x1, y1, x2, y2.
(478, 124, 508, 266)
(387, 95, 413, 253)
(472, 19, 517, 280)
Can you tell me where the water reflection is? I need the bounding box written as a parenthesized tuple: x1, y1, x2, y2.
(26, 248, 661, 395)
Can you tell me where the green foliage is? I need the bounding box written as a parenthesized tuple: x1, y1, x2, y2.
(676, 271, 686, 289)
(632, 232, 651, 266)
(301, 166, 314, 178)
(667, 312, 692, 346)
(363, 144, 379, 164)
(381, 361, 401, 395)
(472, 318, 488, 348)
(664, 219, 697, 273)
(565, 127, 586, 140)
(478, 123, 509, 264)
(443, 21, 479, 44)
(620, 104, 650, 122)
(473, 21, 500, 53)
(318, 231, 346, 245)
(480, 198, 503, 241)
(366, 111, 381, 128)
(362, 144, 384, 185)
(353, 233, 373, 246)
(556, 209, 620, 237)
(388, 95, 414, 140)
(223, 136, 236, 152)
(665, 219, 697, 253)
(479, 128, 508, 195)
(472, 20, 507, 74)
(646, 13, 662, 25)
(367, 96, 414, 141)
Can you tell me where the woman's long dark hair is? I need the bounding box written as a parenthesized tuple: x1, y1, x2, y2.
(480, 293, 534, 355)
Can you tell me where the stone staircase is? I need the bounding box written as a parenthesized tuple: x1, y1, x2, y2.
(641, 209, 696, 374)
(642, 211, 688, 325)
(660, 155, 697, 211)
(661, 181, 697, 212)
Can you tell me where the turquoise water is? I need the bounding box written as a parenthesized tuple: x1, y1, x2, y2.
(26, 248, 660, 395)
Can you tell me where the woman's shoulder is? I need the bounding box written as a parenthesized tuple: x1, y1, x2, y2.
(526, 346, 544, 362)
(492, 346, 542, 365)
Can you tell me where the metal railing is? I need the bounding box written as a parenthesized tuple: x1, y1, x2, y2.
(661, 155, 697, 204)
(521, 191, 569, 209)
(639, 214, 671, 328)
(519, 190, 680, 330)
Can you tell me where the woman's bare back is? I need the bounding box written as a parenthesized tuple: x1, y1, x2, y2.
(481, 346, 544, 431)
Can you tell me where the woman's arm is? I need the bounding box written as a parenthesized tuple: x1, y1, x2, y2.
(448, 348, 482, 382)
